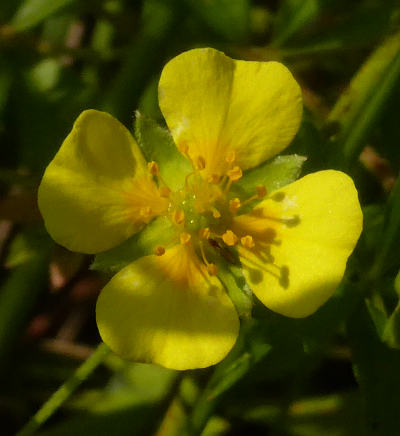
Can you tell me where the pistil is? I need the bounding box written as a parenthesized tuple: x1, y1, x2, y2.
(145, 152, 271, 278)
(173, 209, 185, 225)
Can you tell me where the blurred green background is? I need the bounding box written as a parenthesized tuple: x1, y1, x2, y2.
(1, 0, 400, 435)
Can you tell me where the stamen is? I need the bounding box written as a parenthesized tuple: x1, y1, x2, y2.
(196, 156, 206, 170)
(154, 246, 166, 256)
(206, 263, 218, 276)
(140, 206, 152, 218)
(222, 230, 238, 246)
(148, 161, 159, 176)
(180, 232, 191, 245)
(207, 174, 220, 184)
(226, 150, 236, 164)
(241, 187, 267, 207)
(199, 241, 218, 276)
(185, 171, 195, 188)
(173, 209, 185, 225)
(211, 207, 221, 219)
(256, 185, 267, 199)
(227, 166, 242, 181)
(241, 235, 255, 249)
(229, 198, 241, 213)
(159, 186, 171, 198)
(178, 142, 199, 171)
(199, 241, 208, 264)
(199, 227, 211, 239)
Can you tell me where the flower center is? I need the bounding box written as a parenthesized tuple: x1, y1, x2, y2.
(147, 151, 267, 275)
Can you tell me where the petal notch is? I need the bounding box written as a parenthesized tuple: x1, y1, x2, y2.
(159, 48, 302, 176)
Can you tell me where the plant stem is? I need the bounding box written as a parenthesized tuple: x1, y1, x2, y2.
(186, 320, 269, 435)
(187, 386, 219, 436)
(17, 342, 110, 436)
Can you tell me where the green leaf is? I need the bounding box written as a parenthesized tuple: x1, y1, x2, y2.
(365, 297, 388, 341)
(347, 302, 400, 436)
(216, 258, 253, 319)
(187, 0, 250, 42)
(188, 319, 272, 434)
(0, 227, 52, 366)
(279, 0, 397, 57)
(5, 228, 44, 268)
(138, 76, 164, 121)
(296, 277, 364, 355)
(0, 60, 12, 118)
(9, 63, 91, 172)
(102, 0, 183, 123)
(239, 392, 365, 435)
(327, 31, 400, 169)
(395, 270, 400, 296)
(357, 205, 385, 266)
(28, 58, 61, 92)
(134, 111, 191, 191)
(272, 0, 334, 46)
(18, 344, 111, 436)
(375, 87, 400, 172)
(11, 0, 76, 31)
(372, 173, 400, 278)
(70, 363, 177, 413)
(383, 303, 400, 350)
(0, 0, 20, 22)
(230, 154, 306, 200)
(288, 109, 327, 171)
(37, 404, 167, 436)
(382, 271, 400, 349)
(91, 216, 176, 273)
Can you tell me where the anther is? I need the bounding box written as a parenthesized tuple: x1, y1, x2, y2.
(140, 206, 152, 218)
(207, 174, 220, 184)
(173, 209, 185, 225)
(211, 207, 221, 219)
(241, 235, 255, 249)
(207, 263, 218, 276)
(199, 227, 211, 239)
(226, 150, 236, 164)
(180, 232, 191, 245)
(229, 198, 241, 213)
(227, 166, 243, 181)
(154, 246, 166, 256)
(196, 156, 206, 170)
(159, 186, 171, 198)
(148, 161, 159, 176)
(222, 230, 238, 246)
(256, 185, 267, 199)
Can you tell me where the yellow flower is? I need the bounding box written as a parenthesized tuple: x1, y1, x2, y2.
(38, 48, 363, 370)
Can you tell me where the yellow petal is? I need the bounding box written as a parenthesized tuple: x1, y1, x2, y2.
(159, 48, 302, 176)
(38, 110, 168, 254)
(96, 244, 239, 370)
(233, 170, 363, 318)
